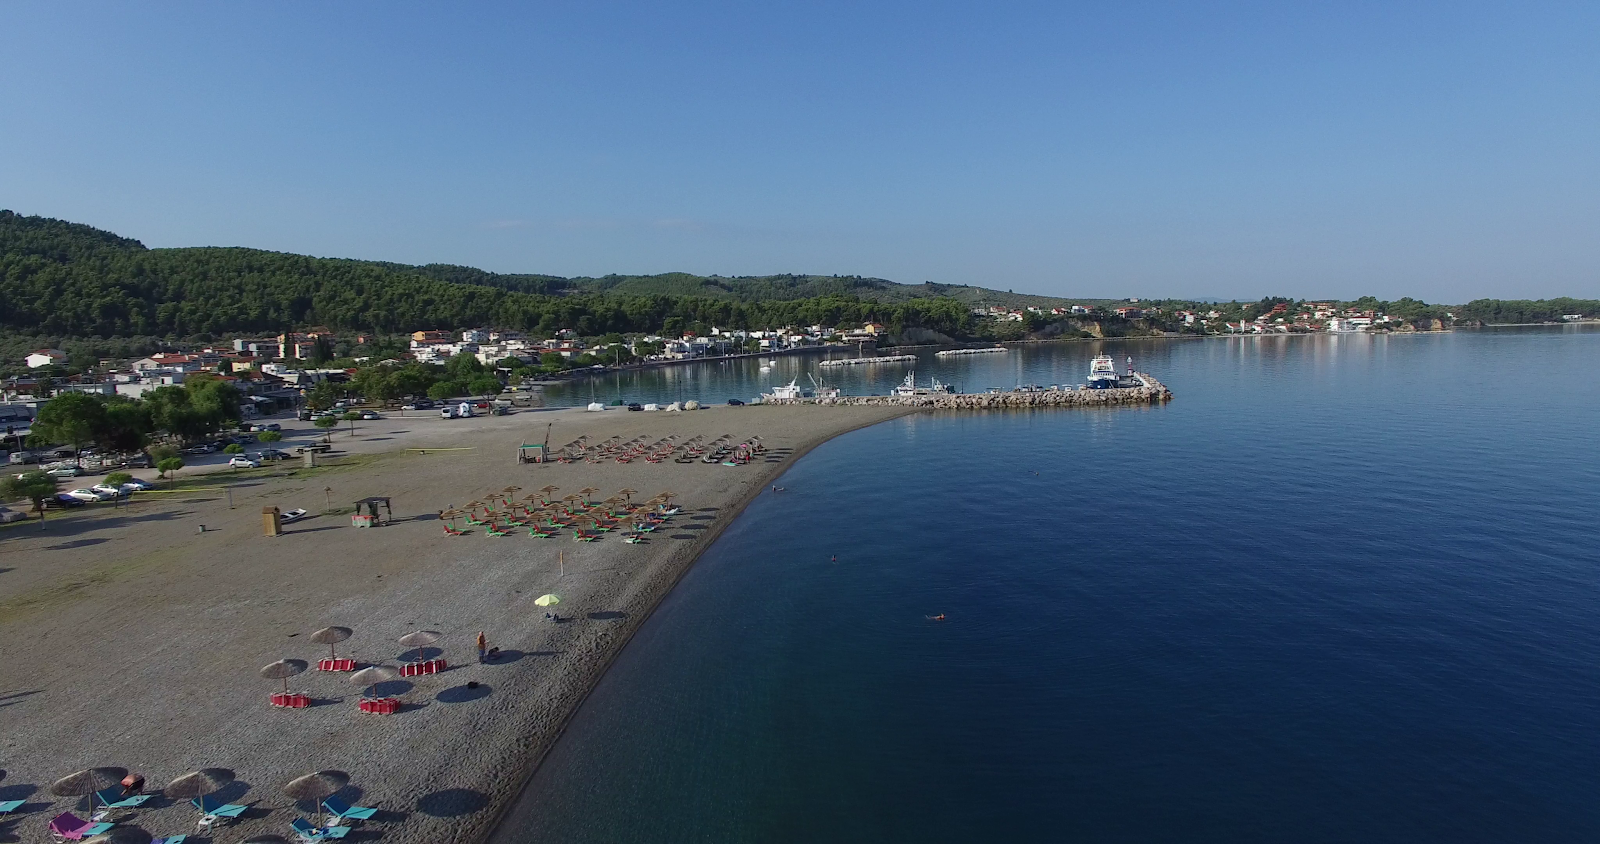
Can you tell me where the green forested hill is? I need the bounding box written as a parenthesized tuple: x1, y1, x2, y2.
(0, 211, 978, 339)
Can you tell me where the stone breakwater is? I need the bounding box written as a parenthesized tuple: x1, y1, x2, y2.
(783, 374, 1172, 409)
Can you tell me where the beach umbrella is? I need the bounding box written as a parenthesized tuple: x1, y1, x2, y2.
(163, 768, 235, 801)
(309, 626, 353, 661)
(284, 770, 351, 826)
(578, 487, 598, 504)
(502, 486, 521, 495)
(52, 767, 128, 799)
(534, 594, 561, 607)
(655, 490, 678, 505)
(259, 658, 308, 694)
(397, 630, 441, 660)
(83, 828, 153, 844)
(617, 488, 638, 501)
(396, 630, 441, 648)
(439, 508, 464, 527)
(282, 770, 349, 801)
(349, 665, 401, 698)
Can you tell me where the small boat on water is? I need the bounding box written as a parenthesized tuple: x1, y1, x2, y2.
(763, 379, 805, 401)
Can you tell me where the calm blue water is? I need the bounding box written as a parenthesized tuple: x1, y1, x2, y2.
(500, 328, 1600, 843)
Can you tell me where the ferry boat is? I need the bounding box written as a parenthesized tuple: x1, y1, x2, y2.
(1087, 355, 1119, 389)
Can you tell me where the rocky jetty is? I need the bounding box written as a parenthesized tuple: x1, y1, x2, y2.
(779, 374, 1173, 409)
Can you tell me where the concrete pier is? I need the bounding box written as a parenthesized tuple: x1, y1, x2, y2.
(770, 373, 1173, 408)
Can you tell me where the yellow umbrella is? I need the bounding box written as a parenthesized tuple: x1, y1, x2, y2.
(534, 594, 560, 607)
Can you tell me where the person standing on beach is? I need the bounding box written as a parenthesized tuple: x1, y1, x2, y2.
(476, 631, 488, 663)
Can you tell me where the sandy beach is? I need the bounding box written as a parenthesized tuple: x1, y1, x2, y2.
(0, 403, 911, 844)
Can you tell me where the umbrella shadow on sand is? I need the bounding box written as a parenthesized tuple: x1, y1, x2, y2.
(436, 683, 492, 704)
(480, 649, 527, 664)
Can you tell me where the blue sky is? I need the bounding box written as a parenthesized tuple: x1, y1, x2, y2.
(3, 1, 1597, 302)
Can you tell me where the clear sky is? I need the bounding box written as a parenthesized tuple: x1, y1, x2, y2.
(3, 1, 1597, 302)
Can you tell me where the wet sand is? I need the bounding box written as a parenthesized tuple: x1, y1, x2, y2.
(0, 403, 911, 844)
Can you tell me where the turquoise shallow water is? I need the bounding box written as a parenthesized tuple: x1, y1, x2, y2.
(500, 328, 1600, 843)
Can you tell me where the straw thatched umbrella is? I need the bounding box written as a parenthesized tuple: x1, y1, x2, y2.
(577, 487, 599, 505)
(397, 630, 441, 663)
(350, 665, 401, 698)
(284, 770, 350, 826)
(83, 828, 153, 844)
(537, 485, 559, 503)
(163, 768, 235, 802)
(259, 659, 308, 694)
(439, 508, 464, 527)
(309, 626, 353, 661)
(52, 767, 128, 800)
(655, 490, 678, 505)
(617, 488, 639, 501)
(502, 486, 521, 496)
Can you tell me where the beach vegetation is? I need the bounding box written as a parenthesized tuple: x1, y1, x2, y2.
(313, 415, 339, 441)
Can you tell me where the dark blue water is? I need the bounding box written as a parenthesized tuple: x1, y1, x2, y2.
(500, 328, 1600, 843)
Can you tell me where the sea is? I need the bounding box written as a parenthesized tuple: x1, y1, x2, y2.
(504, 327, 1600, 843)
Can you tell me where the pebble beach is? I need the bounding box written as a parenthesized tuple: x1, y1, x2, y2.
(0, 403, 910, 844)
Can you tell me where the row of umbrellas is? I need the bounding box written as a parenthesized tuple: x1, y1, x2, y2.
(259, 627, 448, 696)
(38, 767, 354, 843)
(50, 766, 348, 801)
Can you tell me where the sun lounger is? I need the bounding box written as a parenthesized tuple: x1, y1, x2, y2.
(443, 525, 468, 536)
(49, 811, 114, 841)
(192, 795, 247, 818)
(486, 526, 509, 537)
(318, 657, 356, 672)
(95, 787, 152, 811)
(0, 799, 23, 815)
(291, 817, 351, 841)
(321, 796, 378, 822)
(152, 836, 189, 844)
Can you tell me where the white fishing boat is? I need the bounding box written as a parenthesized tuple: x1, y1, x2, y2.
(1087, 355, 1118, 389)
(808, 374, 840, 400)
(762, 380, 805, 401)
(892, 372, 957, 397)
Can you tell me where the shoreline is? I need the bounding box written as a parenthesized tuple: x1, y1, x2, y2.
(479, 405, 921, 843)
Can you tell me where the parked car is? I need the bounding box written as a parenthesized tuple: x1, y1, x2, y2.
(48, 466, 84, 478)
(182, 443, 216, 455)
(0, 505, 26, 523)
(626, 403, 644, 411)
(65, 488, 112, 503)
(360, 411, 380, 420)
(91, 484, 125, 497)
(120, 477, 155, 490)
(262, 423, 282, 431)
(124, 453, 153, 468)
(727, 398, 745, 406)
(401, 399, 434, 411)
(256, 449, 292, 461)
(44, 493, 86, 509)
(297, 409, 314, 421)
(227, 456, 260, 469)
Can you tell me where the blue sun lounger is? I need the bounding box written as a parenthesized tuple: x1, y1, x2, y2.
(152, 836, 189, 844)
(290, 817, 351, 841)
(191, 795, 247, 819)
(0, 799, 24, 815)
(94, 788, 152, 811)
(321, 796, 377, 822)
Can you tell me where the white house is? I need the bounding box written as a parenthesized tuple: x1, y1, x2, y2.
(25, 349, 67, 369)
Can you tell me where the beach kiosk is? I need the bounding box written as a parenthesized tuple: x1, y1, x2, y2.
(518, 443, 550, 463)
(351, 496, 393, 528)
